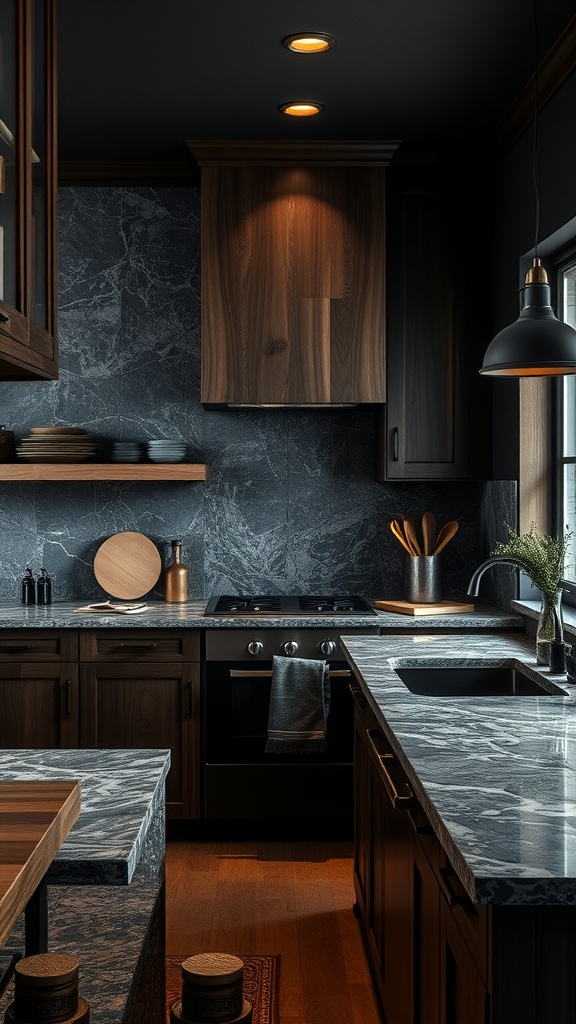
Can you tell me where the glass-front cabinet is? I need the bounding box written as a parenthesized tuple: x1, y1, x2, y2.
(0, 0, 57, 379)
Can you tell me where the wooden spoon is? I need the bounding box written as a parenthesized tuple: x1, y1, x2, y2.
(390, 519, 414, 555)
(432, 520, 459, 555)
(421, 511, 437, 555)
(403, 512, 422, 555)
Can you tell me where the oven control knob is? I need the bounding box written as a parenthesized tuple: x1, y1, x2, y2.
(282, 640, 299, 657)
(247, 640, 264, 657)
(319, 640, 337, 656)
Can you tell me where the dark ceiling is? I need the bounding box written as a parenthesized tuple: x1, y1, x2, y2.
(57, 0, 576, 163)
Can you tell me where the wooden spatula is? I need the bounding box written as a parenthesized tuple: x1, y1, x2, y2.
(432, 520, 459, 555)
(421, 511, 437, 555)
(403, 512, 421, 555)
(390, 519, 414, 555)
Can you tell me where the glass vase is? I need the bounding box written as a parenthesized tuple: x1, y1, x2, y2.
(536, 589, 564, 666)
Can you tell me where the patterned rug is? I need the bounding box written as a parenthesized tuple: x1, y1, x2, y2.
(166, 954, 280, 1024)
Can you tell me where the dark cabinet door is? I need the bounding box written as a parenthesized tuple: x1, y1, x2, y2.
(378, 166, 491, 481)
(412, 835, 440, 1024)
(0, 663, 78, 747)
(0, 0, 58, 380)
(353, 678, 491, 1024)
(440, 899, 488, 1024)
(353, 699, 370, 917)
(353, 697, 413, 1024)
(80, 662, 200, 819)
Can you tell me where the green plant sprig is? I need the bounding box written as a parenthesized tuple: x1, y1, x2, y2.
(491, 523, 572, 597)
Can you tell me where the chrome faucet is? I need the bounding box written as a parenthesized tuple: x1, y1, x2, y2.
(466, 556, 528, 597)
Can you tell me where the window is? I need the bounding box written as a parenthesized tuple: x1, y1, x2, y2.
(556, 254, 576, 590)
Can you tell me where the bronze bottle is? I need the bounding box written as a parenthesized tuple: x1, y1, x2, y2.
(164, 539, 188, 602)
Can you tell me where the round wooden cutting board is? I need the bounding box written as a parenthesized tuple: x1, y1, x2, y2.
(93, 531, 162, 599)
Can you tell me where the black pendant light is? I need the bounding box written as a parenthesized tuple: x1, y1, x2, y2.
(480, 258, 576, 376)
(480, 1, 576, 377)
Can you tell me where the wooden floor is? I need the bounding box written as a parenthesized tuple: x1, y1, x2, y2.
(165, 839, 380, 1024)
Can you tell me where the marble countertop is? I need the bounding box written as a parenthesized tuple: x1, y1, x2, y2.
(0, 749, 170, 884)
(0, 599, 523, 630)
(340, 631, 576, 906)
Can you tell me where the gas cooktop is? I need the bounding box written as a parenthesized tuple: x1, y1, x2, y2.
(204, 594, 378, 616)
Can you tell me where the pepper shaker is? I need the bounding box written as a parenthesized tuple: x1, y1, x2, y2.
(20, 567, 36, 605)
(36, 567, 52, 604)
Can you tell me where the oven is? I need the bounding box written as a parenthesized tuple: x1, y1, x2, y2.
(202, 596, 380, 821)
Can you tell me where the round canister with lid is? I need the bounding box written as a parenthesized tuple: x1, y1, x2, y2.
(8, 952, 88, 1023)
(181, 953, 244, 1022)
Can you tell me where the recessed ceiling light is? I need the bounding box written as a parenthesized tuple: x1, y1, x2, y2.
(282, 33, 336, 54)
(279, 101, 324, 117)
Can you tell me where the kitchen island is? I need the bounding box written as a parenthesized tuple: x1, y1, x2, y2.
(0, 749, 170, 1024)
(340, 631, 576, 1023)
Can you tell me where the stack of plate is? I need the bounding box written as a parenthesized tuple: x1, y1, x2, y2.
(111, 441, 143, 463)
(147, 439, 187, 463)
(17, 427, 97, 463)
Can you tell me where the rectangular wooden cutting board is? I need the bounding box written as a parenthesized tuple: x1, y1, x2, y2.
(0, 780, 81, 947)
(374, 599, 475, 616)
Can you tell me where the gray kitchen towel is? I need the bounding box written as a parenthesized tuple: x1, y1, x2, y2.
(265, 654, 330, 754)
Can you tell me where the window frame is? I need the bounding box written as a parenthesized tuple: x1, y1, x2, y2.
(552, 239, 576, 604)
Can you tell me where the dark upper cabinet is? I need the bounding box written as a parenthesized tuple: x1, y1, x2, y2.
(188, 141, 398, 407)
(0, 0, 58, 380)
(377, 164, 491, 481)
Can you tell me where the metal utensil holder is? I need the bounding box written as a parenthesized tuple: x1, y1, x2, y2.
(404, 555, 443, 603)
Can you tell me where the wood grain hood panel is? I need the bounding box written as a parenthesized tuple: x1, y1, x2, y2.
(188, 141, 400, 407)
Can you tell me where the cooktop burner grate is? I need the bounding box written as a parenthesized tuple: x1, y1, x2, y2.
(208, 596, 283, 614)
(298, 595, 372, 613)
(204, 594, 377, 616)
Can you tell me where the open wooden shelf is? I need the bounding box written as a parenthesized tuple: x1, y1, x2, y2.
(0, 463, 209, 481)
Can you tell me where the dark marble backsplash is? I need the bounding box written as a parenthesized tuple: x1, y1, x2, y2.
(0, 187, 515, 604)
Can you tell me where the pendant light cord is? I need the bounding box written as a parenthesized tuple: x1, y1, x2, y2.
(532, 0, 540, 260)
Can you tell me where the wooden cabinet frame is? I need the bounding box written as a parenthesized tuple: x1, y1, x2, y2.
(0, 0, 58, 380)
(0, 662, 78, 747)
(377, 163, 491, 481)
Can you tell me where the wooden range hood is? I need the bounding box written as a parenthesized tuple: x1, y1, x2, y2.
(187, 140, 400, 407)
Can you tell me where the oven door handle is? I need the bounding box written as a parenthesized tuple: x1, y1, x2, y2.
(228, 668, 352, 678)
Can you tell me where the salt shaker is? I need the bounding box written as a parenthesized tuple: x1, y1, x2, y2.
(20, 567, 36, 605)
(36, 567, 52, 604)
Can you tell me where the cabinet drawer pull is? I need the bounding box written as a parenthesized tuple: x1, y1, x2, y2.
(0, 311, 10, 325)
(187, 679, 194, 718)
(118, 642, 158, 651)
(64, 679, 72, 719)
(349, 683, 367, 706)
(408, 811, 434, 836)
(391, 426, 399, 462)
(0, 643, 33, 651)
(229, 668, 351, 679)
(366, 729, 413, 809)
(439, 866, 468, 907)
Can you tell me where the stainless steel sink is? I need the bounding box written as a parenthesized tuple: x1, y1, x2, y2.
(394, 665, 567, 697)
